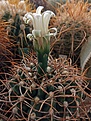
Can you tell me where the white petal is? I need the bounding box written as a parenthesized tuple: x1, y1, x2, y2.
(42, 10, 55, 34)
(33, 13, 42, 30)
(49, 28, 57, 36)
(23, 12, 35, 27)
(23, 16, 27, 23)
(27, 34, 33, 41)
(32, 30, 41, 38)
(36, 6, 44, 14)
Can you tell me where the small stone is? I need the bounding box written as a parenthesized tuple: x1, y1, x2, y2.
(58, 79, 62, 82)
(70, 88, 76, 96)
(49, 80, 53, 83)
(54, 70, 57, 74)
(62, 70, 69, 75)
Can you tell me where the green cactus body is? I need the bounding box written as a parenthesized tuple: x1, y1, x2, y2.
(33, 35, 50, 75)
(2, 12, 12, 21)
(2, 12, 33, 58)
(3, 55, 88, 121)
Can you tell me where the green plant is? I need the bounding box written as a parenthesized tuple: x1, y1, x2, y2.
(7, 13, 33, 57)
(1, 54, 90, 121)
(0, 21, 13, 75)
(0, 6, 90, 121)
(51, 1, 91, 66)
(0, 0, 34, 58)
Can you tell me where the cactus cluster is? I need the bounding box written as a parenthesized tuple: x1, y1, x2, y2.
(0, 2, 91, 121)
(0, 54, 90, 121)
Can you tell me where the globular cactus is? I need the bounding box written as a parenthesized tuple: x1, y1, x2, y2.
(0, 0, 34, 58)
(0, 21, 13, 75)
(1, 54, 90, 121)
(7, 14, 33, 57)
(51, 0, 91, 66)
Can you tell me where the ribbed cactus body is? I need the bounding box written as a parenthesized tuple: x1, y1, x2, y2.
(1, 6, 33, 58)
(37, 52, 49, 75)
(4, 12, 33, 57)
(4, 55, 88, 120)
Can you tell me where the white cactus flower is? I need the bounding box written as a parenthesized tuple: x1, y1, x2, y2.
(23, 6, 57, 39)
(23, 6, 57, 74)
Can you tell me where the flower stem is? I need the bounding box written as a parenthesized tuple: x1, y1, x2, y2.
(37, 52, 49, 75)
(36, 37, 50, 75)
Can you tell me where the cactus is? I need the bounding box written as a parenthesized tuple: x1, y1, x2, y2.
(51, 0, 91, 66)
(0, 54, 90, 120)
(0, 4, 91, 121)
(7, 13, 33, 57)
(0, 0, 34, 58)
(0, 5, 90, 118)
(0, 21, 13, 76)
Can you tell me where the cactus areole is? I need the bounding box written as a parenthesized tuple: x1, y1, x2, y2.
(23, 6, 57, 75)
